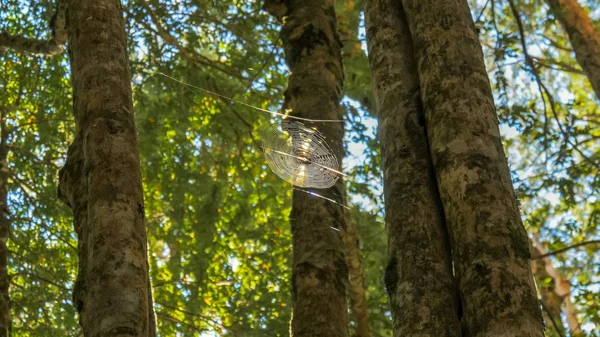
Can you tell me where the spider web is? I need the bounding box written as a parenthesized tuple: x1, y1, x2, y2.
(260, 120, 340, 189)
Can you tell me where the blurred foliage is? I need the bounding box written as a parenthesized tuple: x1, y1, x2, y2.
(0, 0, 597, 336)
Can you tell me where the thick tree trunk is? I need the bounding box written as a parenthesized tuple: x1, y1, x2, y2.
(545, 0, 600, 99)
(57, 0, 156, 336)
(399, 1, 544, 336)
(263, 1, 349, 337)
(0, 110, 10, 337)
(364, 1, 462, 336)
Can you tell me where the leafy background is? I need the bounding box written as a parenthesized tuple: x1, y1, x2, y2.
(0, 0, 598, 335)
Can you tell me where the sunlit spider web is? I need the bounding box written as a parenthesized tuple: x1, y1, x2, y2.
(260, 120, 340, 189)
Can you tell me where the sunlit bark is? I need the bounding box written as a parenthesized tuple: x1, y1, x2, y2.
(400, 0, 545, 335)
(546, 0, 600, 99)
(264, 1, 350, 336)
(364, 0, 462, 335)
(58, 0, 156, 335)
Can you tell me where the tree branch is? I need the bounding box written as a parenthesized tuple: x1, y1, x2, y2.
(0, 0, 67, 55)
(532, 240, 600, 259)
(507, 0, 599, 169)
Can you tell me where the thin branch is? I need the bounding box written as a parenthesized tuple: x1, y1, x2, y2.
(540, 301, 566, 337)
(475, 0, 491, 24)
(532, 240, 600, 259)
(133, 2, 246, 81)
(531, 56, 585, 75)
(507, 0, 599, 168)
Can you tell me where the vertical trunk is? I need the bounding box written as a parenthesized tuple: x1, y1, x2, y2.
(263, 1, 349, 337)
(532, 235, 582, 336)
(336, 3, 372, 335)
(530, 242, 567, 337)
(0, 109, 10, 337)
(399, 1, 544, 336)
(341, 217, 371, 337)
(545, 0, 600, 99)
(57, 0, 156, 336)
(336, 0, 373, 110)
(364, 0, 462, 336)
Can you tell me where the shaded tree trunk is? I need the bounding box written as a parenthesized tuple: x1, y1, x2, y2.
(545, 0, 600, 99)
(364, 0, 462, 335)
(530, 242, 567, 337)
(263, 1, 349, 337)
(336, 3, 372, 336)
(399, 0, 544, 336)
(0, 109, 10, 337)
(532, 235, 582, 336)
(57, 0, 156, 336)
(341, 217, 371, 337)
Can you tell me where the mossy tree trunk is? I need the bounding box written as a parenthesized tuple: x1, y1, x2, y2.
(546, 0, 600, 99)
(399, 0, 545, 335)
(58, 0, 156, 335)
(364, 0, 462, 335)
(264, 1, 349, 337)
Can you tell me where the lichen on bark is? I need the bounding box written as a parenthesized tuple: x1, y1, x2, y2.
(364, 0, 462, 335)
(264, 1, 350, 336)
(58, 0, 156, 335)
(400, 0, 544, 335)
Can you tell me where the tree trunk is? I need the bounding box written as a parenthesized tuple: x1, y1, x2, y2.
(399, 1, 545, 336)
(532, 235, 582, 336)
(341, 217, 371, 337)
(57, 0, 156, 336)
(0, 108, 10, 337)
(364, 0, 462, 336)
(545, 0, 600, 100)
(530, 242, 567, 337)
(263, 1, 349, 337)
(336, 2, 372, 336)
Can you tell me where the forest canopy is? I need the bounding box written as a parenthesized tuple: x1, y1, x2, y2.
(0, 0, 598, 336)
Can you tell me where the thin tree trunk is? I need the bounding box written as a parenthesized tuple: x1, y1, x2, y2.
(57, 0, 156, 336)
(364, 0, 462, 336)
(341, 217, 371, 337)
(530, 242, 567, 337)
(336, 0, 373, 111)
(336, 2, 372, 336)
(532, 234, 582, 336)
(263, 1, 349, 337)
(545, 0, 600, 99)
(399, 1, 545, 336)
(0, 108, 10, 337)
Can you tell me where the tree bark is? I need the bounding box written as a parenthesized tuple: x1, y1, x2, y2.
(545, 0, 600, 100)
(399, 1, 545, 336)
(0, 108, 10, 337)
(530, 242, 567, 337)
(532, 235, 582, 336)
(263, 1, 349, 337)
(336, 2, 372, 336)
(57, 0, 156, 336)
(364, 1, 462, 336)
(341, 217, 371, 337)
